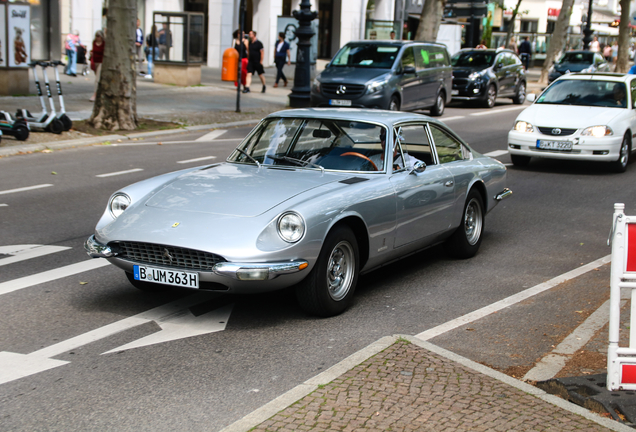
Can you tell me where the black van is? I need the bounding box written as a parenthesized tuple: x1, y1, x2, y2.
(310, 40, 453, 116)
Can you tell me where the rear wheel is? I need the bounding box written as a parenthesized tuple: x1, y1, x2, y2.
(512, 82, 526, 104)
(125, 272, 170, 292)
(610, 134, 630, 173)
(483, 84, 497, 108)
(510, 154, 531, 166)
(296, 225, 359, 317)
(388, 95, 400, 111)
(13, 125, 29, 141)
(47, 118, 64, 134)
(446, 189, 485, 259)
(60, 114, 73, 131)
(430, 91, 445, 116)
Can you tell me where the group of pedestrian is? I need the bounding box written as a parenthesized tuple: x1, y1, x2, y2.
(233, 29, 291, 94)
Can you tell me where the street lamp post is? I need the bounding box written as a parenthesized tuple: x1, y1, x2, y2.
(582, 0, 594, 50)
(289, 0, 317, 108)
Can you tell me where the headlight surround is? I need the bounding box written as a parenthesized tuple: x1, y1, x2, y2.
(468, 71, 482, 80)
(366, 75, 390, 94)
(514, 121, 534, 133)
(277, 212, 305, 243)
(109, 193, 131, 219)
(581, 125, 613, 138)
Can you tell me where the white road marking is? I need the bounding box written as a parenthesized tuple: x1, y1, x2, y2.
(95, 168, 144, 178)
(0, 259, 111, 296)
(0, 204, 7, 207)
(112, 138, 243, 146)
(195, 129, 228, 142)
(177, 156, 218, 164)
(415, 254, 612, 341)
(0, 245, 72, 267)
(0, 184, 53, 195)
(470, 106, 527, 116)
(483, 150, 509, 157)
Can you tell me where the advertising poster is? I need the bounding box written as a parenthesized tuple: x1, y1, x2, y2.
(0, 6, 6, 67)
(276, 17, 318, 64)
(7, 4, 30, 67)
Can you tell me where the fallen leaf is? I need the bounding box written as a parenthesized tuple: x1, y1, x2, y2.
(575, 310, 583, 314)
(466, 328, 475, 331)
(158, 142, 163, 145)
(51, 171, 57, 175)
(580, 243, 584, 246)
(79, 282, 88, 285)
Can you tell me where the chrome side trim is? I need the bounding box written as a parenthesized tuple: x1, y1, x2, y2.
(213, 261, 309, 280)
(495, 188, 513, 201)
(84, 235, 116, 258)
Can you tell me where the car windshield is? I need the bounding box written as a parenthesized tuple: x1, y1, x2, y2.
(558, 52, 594, 64)
(451, 51, 495, 68)
(330, 44, 400, 69)
(536, 79, 627, 108)
(229, 118, 389, 172)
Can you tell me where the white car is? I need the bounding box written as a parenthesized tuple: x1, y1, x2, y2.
(508, 73, 635, 172)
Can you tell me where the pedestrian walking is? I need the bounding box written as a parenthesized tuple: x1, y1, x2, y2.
(507, 36, 518, 54)
(273, 32, 290, 88)
(518, 36, 532, 70)
(145, 25, 159, 79)
(135, 18, 145, 74)
(64, 30, 82, 76)
(89, 30, 105, 102)
(233, 29, 248, 89)
(611, 40, 618, 69)
(603, 44, 612, 62)
(590, 36, 600, 53)
(243, 30, 266, 93)
(158, 23, 172, 60)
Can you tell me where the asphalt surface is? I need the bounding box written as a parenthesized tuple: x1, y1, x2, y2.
(0, 68, 634, 431)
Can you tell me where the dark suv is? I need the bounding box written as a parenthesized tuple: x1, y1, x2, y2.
(451, 49, 526, 108)
(310, 41, 452, 116)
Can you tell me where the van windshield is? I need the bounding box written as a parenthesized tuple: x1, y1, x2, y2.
(331, 43, 400, 69)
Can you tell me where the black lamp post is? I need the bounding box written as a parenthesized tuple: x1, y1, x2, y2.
(289, 0, 317, 108)
(582, 0, 594, 50)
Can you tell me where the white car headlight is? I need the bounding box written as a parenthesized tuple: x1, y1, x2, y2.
(277, 212, 305, 243)
(581, 126, 613, 138)
(514, 121, 534, 133)
(109, 193, 131, 218)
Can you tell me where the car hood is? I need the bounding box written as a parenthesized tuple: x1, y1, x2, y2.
(318, 67, 391, 84)
(520, 104, 623, 128)
(452, 66, 488, 78)
(144, 163, 345, 217)
(554, 62, 591, 73)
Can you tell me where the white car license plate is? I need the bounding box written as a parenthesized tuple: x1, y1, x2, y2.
(451, 89, 459, 96)
(536, 139, 572, 151)
(329, 99, 352, 106)
(133, 265, 199, 288)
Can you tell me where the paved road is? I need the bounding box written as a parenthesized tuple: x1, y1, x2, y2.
(0, 103, 632, 431)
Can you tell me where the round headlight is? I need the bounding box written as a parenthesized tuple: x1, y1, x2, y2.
(109, 193, 131, 218)
(277, 212, 305, 243)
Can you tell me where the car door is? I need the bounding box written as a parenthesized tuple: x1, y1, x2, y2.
(629, 78, 636, 142)
(389, 123, 456, 248)
(414, 45, 438, 108)
(499, 53, 517, 95)
(492, 53, 508, 94)
(397, 47, 420, 110)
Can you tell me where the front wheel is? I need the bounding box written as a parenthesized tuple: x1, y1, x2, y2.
(446, 190, 485, 259)
(610, 134, 630, 173)
(388, 95, 400, 111)
(512, 82, 526, 104)
(13, 125, 29, 141)
(483, 84, 497, 108)
(47, 118, 64, 135)
(296, 225, 359, 317)
(430, 91, 445, 116)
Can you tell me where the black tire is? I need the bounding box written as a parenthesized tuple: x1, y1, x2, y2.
(296, 225, 359, 317)
(483, 84, 497, 108)
(13, 125, 29, 141)
(47, 118, 64, 135)
(510, 154, 531, 166)
(125, 272, 170, 292)
(430, 91, 445, 116)
(610, 134, 630, 173)
(512, 82, 526, 104)
(60, 114, 73, 131)
(446, 189, 485, 259)
(388, 95, 400, 111)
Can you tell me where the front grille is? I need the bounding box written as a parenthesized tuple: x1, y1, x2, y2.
(113, 241, 225, 270)
(538, 127, 578, 136)
(321, 83, 366, 98)
(453, 78, 469, 87)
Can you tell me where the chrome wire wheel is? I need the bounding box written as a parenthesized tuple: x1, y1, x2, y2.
(486, 85, 496, 108)
(326, 241, 355, 301)
(464, 198, 483, 246)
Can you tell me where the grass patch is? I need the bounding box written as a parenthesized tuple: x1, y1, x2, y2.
(71, 118, 183, 136)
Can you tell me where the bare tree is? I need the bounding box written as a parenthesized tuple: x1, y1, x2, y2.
(504, 0, 523, 47)
(89, 0, 138, 130)
(616, 0, 631, 73)
(539, 0, 574, 84)
(415, 0, 445, 41)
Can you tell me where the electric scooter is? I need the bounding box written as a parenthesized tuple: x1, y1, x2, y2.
(16, 62, 63, 134)
(0, 111, 29, 141)
(49, 60, 73, 131)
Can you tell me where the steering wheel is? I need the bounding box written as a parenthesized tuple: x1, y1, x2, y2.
(340, 152, 379, 171)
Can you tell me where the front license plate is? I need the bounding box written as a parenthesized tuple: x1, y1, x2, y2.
(451, 89, 459, 96)
(536, 139, 572, 151)
(134, 265, 199, 288)
(329, 99, 352, 106)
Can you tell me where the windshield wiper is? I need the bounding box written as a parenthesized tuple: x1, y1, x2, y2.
(235, 148, 261, 167)
(267, 155, 324, 172)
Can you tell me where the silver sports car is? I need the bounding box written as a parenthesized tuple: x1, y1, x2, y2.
(85, 109, 511, 317)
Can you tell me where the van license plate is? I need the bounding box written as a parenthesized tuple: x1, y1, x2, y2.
(329, 99, 352, 106)
(133, 265, 199, 288)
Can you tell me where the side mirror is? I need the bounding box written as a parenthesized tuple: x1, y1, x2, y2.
(527, 93, 536, 103)
(410, 161, 427, 175)
(403, 65, 416, 75)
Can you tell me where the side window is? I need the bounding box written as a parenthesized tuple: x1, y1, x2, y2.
(505, 53, 515, 66)
(396, 124, 435, 166)
(401, 47, 415, 71)
(631, 80, 636, 109)
(428, 47, 448, 68)
(495, 54, 505, 68)
(415, 46, 430, 71)
(512, 54, 522, 65)
(429, 124, 462, 164)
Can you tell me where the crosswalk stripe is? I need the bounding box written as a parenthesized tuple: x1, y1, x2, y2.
(195, 129, 228, 142)
(0, 245, 72, 267)
(483, 150, 509, 157)
(0, 184, 53, 195)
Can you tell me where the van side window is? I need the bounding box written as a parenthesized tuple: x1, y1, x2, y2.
(401, 47, 415, 71)
(415, 47, 430, 71)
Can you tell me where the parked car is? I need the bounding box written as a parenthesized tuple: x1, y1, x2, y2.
(310, 41, 452, 116)
(508, 73, 636, 172)
(450, 48, 526, 108)
(86, 109, 511, 317)
(548, 50, 610, 83)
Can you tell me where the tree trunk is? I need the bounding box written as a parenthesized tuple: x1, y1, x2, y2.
(89, 0, 138, 131)
(616, 0, 631, 73)
(415, 0, 445, 42)
(539, 0, 574, 84)
(504, 0, 523, 47)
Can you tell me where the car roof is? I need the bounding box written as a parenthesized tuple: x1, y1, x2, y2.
(557, 72, 631, 83)
(456, 48, 515, 54)
(344, 40, 447, 48)
(265, 108, 443, 127)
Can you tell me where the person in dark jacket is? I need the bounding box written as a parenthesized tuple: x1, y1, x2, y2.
(273, 32, 291, 88)
(519, 37, 532, 70)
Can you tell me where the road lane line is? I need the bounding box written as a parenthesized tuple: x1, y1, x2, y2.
(0, 245, 72, 267)
(0, 204, 7, 207)
(112, 138, 243, 146)
(0, 184, 53, 195)
(484, 150, 509, 157)
(96, 168, 144, 178)
(0, 259, 111, 296)
(470, 106, 527, 116)
(177, 156, 218, 164)
(195, 129, 227, 142)
(415, 254, 612, 341)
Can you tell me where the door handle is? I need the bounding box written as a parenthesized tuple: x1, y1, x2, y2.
(445, 180, 454, 187)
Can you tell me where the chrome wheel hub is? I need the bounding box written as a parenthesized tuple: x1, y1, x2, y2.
(464, 198, 483, 246)
(326, 241, 354, 301)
